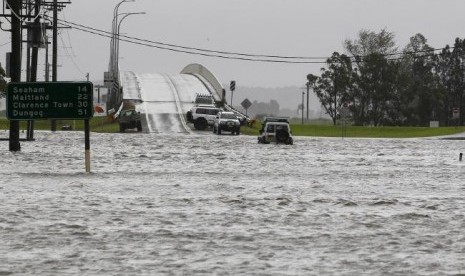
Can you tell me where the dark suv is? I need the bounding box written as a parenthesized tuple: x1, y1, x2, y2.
(118, 109, 142, 132)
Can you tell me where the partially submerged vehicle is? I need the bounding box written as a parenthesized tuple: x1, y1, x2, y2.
(118, 109, 142, 132)
(213, 111, 241, 135)
(186, 105, 221, 130)
(258, 117, 293, 145)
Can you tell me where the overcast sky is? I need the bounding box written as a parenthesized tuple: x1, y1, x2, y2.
(1, 0, 465, 87)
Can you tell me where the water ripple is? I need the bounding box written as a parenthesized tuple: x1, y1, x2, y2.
(1, 133, 464, 275)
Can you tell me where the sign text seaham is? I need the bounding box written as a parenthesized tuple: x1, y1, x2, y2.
(13, 87, 46, 93)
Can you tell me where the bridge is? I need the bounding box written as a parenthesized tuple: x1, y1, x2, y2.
(105, 63, 228, 133)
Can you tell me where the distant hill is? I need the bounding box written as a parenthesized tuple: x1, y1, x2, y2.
(0, 85, 327, 119)
(226, 85, 325, 118)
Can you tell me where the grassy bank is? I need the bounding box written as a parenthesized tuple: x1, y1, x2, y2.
(241, 122, 465, 138)
(2, 117, 465, 138)
(0, 116, 119, 133)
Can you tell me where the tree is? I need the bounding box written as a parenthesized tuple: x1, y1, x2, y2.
(345, 28, 398, 57)
(307, 29, 465, 127)
(383, 59, 413, 125)
(344, 29, 399, 125)
(249, 100, 280, 118)
(400, 34, 445, 126)
(0, 63, 6, 98)
(308, 52, 353, 125)
(360, 53, 398, 126)
(434, 39, 465, 125)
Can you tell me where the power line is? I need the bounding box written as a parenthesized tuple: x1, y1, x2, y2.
(59, 32, 84, 75)
(57, 10, 84, 75)
(53, 16, 456, 64)
(54, 17, 331, 61)
(61, 10, 77, 57)
(56, 20, 327, 64)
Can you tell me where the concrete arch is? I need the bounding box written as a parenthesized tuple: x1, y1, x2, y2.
(180, 63, 224, 103)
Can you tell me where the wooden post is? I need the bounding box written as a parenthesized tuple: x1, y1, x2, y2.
(85, 119, 91, 173)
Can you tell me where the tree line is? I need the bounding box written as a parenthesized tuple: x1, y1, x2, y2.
(307, 29, 465, 126)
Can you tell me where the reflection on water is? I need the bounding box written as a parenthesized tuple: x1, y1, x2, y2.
(1, 132, 465, 275)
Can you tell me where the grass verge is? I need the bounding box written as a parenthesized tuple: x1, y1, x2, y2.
(2, 117, 465, 138)
(0, 117, 119, 133)
(240, 122, 465, 138)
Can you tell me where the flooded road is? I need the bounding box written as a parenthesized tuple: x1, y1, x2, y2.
(1, 131, 465, 275)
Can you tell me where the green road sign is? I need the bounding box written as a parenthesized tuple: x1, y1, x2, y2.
(7, 82, 94, 120)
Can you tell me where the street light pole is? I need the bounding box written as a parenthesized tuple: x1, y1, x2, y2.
(113, 12, 144, 105)
(115, 12, 145, 78)
(110, 0, 134, 75)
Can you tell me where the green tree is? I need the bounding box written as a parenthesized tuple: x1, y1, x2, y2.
(402, 34, 445, 126)
(357, 53, 399, 126)
(434, 38, 465, 125)
(345, 28, 398, 57)
(307, 30, 465, 127)
(383, 59, 413, 125)
(0, 63, 6, 98)
(344, 29, 399, 125)
(308, 52, 353, 125)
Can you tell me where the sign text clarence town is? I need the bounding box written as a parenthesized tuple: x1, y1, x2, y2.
(7, 82, 94, 120)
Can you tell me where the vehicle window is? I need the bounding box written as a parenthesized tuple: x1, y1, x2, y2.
(208, 109, 220, 115)
(221, 113, 237, 119)
(196, 108, 206, 114)
(267, 125, 275, 132)
(276, 125, 288, 131)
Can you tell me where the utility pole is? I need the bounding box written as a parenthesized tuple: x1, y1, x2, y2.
(30, 0, 41, 83)
(51, 0, 58, 131)
(306, 74, 313, 122)
(301, 91, 305, 125)
(306, 82, 310, 121)
(9, 0, 22, 152)
(27, 0, 42, 141)
(45, 38, 50, 81)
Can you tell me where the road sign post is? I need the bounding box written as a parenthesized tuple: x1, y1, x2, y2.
(241, 98, 252, 117)
(230, 80, 236, 106)
(7, 81, 94, 173)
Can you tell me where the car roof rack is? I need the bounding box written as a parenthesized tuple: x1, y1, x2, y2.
(195, 93, 214, 104)
(263, 117, 289, 123)
(195, 104, 217, 108)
